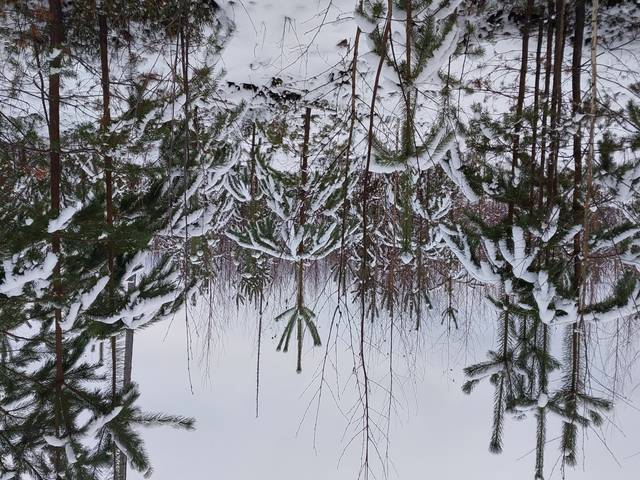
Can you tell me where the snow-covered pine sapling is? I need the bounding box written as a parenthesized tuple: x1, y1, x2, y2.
(228, 108, 344, 372)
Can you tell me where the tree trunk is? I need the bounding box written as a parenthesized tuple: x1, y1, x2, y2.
(547, 0, 566, 202)
(538, 0, 555, 209)
(48, 7, 65, 468)
(508, 0, 533, 223)
(180, 24, 191, 284)
(583, 2, 599, 258)
(339, 28, 361, 296)
(529, 16, 544, 210)
(572, 0, 585, 288)
(404, 0, 413, 155)
(570, 0, 585, 392)
(360, 2, 393, 474)
(99, 8, 113, 273)
(296, 107, 311, 373)
(250, 123, 257, 200)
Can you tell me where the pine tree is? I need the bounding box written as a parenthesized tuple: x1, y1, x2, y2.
(228, 108, 344, 372)
(0, 1, 239, 475)
(447, 0, 638, 473)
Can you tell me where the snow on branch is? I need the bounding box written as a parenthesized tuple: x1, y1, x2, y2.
(0, 251, 58, 298)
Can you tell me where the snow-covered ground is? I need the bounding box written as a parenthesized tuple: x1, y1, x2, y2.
(130, 302, 640, 480)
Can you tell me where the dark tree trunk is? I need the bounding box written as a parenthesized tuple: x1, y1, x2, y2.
(570, 0, 586, 399)
(529, 15, 544, 210)
(538, 0, 555, 209)
(250, 123, 257, 199)
(508, 0, 533, 223)
(571, 0, 586, 299)
(99, 9, 113, 271)
(404, 0, 413, 155)
(547, 0, 566, 202)
(296, 107, 311, 373)
(48, 1, 64, 437)
(339, 28, 361, 296)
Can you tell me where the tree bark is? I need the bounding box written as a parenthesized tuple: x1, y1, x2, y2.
(360, 2, 393, 474)
(508, 0, 533, 223)
(529, 16, 544, 210)
(99, 8, 113, 272)
(538, 0, 555, 209)
(48, 0, 63, 374)
(339, 28, 361, 296)
(583, 2, 598, 259)
(404, 0, 413, 155)
(547, 0, 566, 202)
(570, 0, 585, 394)
(296, 107, 311, 373)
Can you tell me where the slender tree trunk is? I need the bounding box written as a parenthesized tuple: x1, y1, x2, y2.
(529, 16, 544, 210)
(534, 7, 556, 475)
(296, 107, 311, 373)
(535, 322, 549, 479)
(48, 6, 65, 469)
(572, 0, 585, 290)
(32, 43, 50, 128)
(99, 17, 119, 398)
(99, 3, 119, 403)
(99, 9, 113, 271)
(255, 291, 263, 417)
(560, 1, 586, 467)
(405, 0, 411, 84)
(248, 121, 262, 412)
(538, 0, 555, 209)
(49, 0, 63, 389)
(122, 270, 136, 394)
(508, 0, 533, 223)
(582, 2, 599, 268)
(570, 0, 586, 393)
(547, 0, 566, 202)
(578, 0, 599, 417)
(339, 28, 361, 297)
(360, 2, 393, 474)
(180, 19, 195, 395)
(404, 0, 413, 155)
(99, 10, 126, 477)
(180, 22, 191, 291)
(250, 123, 257, 199)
